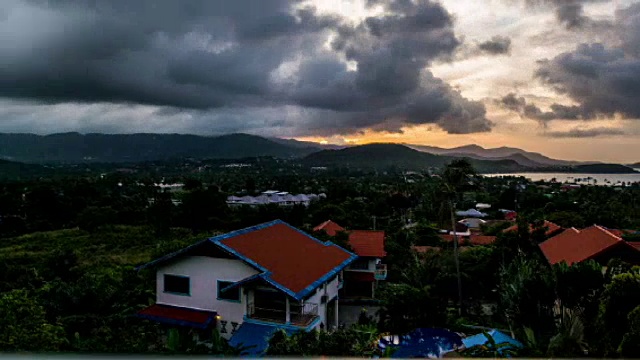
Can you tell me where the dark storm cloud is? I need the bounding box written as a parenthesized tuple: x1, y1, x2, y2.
(500, 2, 640, 128)
(545, 127, 626, 137)
(477, 36, 512, 55)
(524, 0, 611, 29)
(498, 93, 581, 121)
(0, 0, 492, 136)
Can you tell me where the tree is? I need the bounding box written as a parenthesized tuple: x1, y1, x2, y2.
(597, 271, 640, 354)
(0, 289, 67, 351)
(619, 305, 640, 357)
(441, 159, 479, 315)
(497, 256, 556, 337)
(378, 283, 446, 334)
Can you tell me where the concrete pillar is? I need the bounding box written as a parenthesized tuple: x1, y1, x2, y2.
(334, 298, 339, 329)
(285, 297, 291, 323)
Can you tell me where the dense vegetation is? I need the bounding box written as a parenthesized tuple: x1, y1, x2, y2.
(0, 158, 638, 356)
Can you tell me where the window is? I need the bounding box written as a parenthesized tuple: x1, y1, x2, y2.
(164, 274, 190, 296)
(217, 280, 241, 302)
(350, 258, 369, 270)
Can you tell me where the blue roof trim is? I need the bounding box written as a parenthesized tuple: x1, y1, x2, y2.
(281, 221, 358, 300)
(243, 317, 316, 332)
(135, 239, 210, 271)
(294, 252, 358, 300)
(137, 219, 358, 301)
(220, 273, 266, 293)
(135, 312, 216, 330)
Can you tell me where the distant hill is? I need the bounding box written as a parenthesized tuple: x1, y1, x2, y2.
(406, 144, 587, 167)
(0, 133, 319, 163)
(302, 143, 525, 172)
(0, 159, 50, 180)
(268, 137, 345, 150)
(559, 164, 638, 174)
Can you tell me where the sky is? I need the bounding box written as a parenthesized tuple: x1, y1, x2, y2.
(1, 0, 639, 162)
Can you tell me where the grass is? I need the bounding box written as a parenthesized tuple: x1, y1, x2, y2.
(0, 225, 209, 269)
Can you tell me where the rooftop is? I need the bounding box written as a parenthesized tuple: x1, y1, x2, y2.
(539, 225, 639, 265)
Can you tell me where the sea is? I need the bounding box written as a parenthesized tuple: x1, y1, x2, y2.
(483, 170, 640, 185)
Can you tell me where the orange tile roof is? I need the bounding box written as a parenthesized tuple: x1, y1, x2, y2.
(539, 225, 639, 265)
(628, 242, 640, 251)
(219, 221, 355, 296)
(413, 246, 442, 253)
(348, 230, 387, 258)
(313, 220, 346, 236)
(503, 220, 563, 237)
(439, 234, 496, 245)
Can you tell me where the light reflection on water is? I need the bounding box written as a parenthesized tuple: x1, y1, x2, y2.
(483, 171, 640, 185)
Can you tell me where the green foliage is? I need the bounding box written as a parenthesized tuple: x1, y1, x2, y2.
(266, 325, 381, 357)
(618, 305, 640, 357)
(378, 283, 446, 334)
(598, 271, 640, 353)
(553, 260, 604, 312)
(497, 256, 556, 336)
(0, 289, 67, 351)
(546, 211, 586, 229)
(462, 331, 518, 358)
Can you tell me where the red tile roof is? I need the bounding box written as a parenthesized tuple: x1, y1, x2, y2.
(539, 225, 639, 265)
(219, 222, 354, 294)
(137, 304, 217, 328)
(413, 246, 442, 253)
(348, 230, 387, 258)
(628, 242, 640, 251)
(439, 234, 496, 245)
(313, 220, 346, 236)
(503, 220, 563, 237)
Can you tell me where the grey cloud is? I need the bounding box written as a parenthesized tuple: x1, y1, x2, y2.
(478, 36, 512, 55)
(524, 0, 611, 30)
(497, 93, 581, 121)
(536, 42, 640, 119)
(0, 0, 492, 136)
(545, 127, 626, 137)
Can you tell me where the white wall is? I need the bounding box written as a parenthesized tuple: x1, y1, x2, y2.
(156, 256, 259, 338)
(305, 275, 341, 329)
(347, 258, 378, 272)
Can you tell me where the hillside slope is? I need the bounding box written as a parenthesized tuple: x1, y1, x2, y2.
(0, 133, 318, 163)
(302, 143, 524, 172)
(406, 143, 583, 166)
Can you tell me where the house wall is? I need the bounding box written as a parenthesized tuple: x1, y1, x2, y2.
(347, 258, 379, 272)
(156, 256, 259, 338)
(305, 275, 341, 329)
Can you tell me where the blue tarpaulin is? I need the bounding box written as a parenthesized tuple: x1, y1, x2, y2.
(228, 322, 298, 357)
(378, 328, 463, 358)
(462, 329, 523, 354)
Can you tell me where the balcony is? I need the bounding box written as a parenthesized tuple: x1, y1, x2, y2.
(247, 301, 318, 327)
(375, 263, 387, 280)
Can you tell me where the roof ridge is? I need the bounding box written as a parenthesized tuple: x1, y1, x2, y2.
(592, 224, 623, 241)
(208, 219, 283, 243)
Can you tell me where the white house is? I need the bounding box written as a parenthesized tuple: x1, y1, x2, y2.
(135, 220, 356, 354)
(458, 218, 487, 229)
(313, 221, 388, 326)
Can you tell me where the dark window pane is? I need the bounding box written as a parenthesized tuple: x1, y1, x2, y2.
(164, 274, 190, 295)
(218, 280, 241, 301)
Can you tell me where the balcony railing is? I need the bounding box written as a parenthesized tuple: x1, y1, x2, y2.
(375, 263, 387, 280)
(247, 301, 318, 326)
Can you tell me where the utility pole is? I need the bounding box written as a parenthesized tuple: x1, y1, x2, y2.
(449, 199, 463, 316)
(373, 216, 376, 231)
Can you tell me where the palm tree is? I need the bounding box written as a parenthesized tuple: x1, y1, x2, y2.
(441, 159, 478, 315)
(547, 310, 588, 357)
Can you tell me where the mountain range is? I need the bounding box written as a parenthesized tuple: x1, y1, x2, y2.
(405, 144, 592, 167)
(0, 132, 634, 173)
